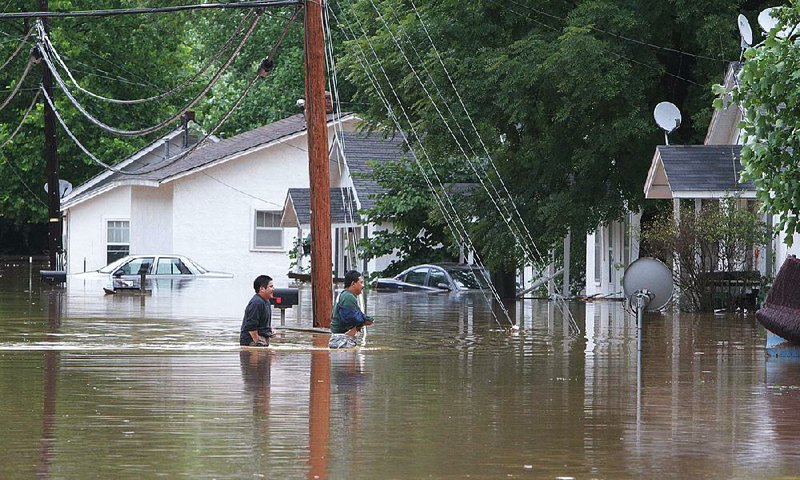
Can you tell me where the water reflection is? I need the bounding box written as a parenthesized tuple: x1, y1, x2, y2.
(2, 262, 800, 478)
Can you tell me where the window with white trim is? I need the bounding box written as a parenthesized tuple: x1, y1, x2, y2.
(254, 210, 283, 249)
(107, 220, 130, 264)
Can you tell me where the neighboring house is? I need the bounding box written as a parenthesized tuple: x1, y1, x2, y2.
(636, 61, 800, 285)
(585, 211, 641, 298)
(281, 131, 408, 277)
(61, 113, 402, 285)
(585, 63, 766, 298)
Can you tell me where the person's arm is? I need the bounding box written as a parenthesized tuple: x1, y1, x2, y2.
(338, 293, 372, 328)
(243, 301, 262, 344)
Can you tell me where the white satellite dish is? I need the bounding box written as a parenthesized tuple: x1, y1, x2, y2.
(738, 14, 753, 47)
(653, 101, 681, 144)
(623, 257, 673, 312)
(758, 7, 796, 39)
(43, 179, 73, 198)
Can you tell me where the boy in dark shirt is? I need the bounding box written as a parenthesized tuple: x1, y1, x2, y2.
(239, 275, 275, 346)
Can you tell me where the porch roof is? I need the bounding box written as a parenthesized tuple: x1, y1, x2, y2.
(282, 187, 360, 228)
(644, 145, 754, 199)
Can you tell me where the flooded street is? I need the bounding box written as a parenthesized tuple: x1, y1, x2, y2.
(1, 259, 799, 479)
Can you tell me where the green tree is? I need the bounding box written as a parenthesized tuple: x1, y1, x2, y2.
(338, 0, 768, 272)
(720, 5, 800, 245)
(0, 1, 308, 243)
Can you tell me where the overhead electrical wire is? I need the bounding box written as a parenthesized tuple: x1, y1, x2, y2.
(0, 56, 34, 113)
(364, 0, 549, 282)
(38, 10, 258, 105)
(500, 0, 734, 64)
(389, 0, 549, 274)
(323, 3, 363, 271)
(43, 7, 301, 177)
(34, 11, 263, 137)
(0, 27, 31, 71)
(332, 7, 512, 327)
(0, 1, 301, 19)
(0, 91, 49, 209)
(405, 0, 579, 329)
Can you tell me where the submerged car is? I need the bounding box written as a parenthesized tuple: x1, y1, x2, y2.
(374, 263, 491, 292)
(73, 255, 233, 280)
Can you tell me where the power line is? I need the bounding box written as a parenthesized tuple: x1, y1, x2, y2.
(498, 0, 733, 64)
(38, 10, 258, 105)
(0, 1, 301, 19)
(35, 11, 263, 137)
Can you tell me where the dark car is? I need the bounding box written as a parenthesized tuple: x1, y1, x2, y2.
(374, 263, 491, 292)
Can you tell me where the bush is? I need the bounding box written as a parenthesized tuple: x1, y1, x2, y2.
(641, 198, 771, 312)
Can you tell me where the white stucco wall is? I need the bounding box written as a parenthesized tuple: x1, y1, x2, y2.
(65, 186, 131, 273)
(131, 185, 174, 255)
(170, 138, 312, 286)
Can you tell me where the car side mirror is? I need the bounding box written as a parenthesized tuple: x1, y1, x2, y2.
(112, 269, 124, 277)
(436, 282, 451, 290)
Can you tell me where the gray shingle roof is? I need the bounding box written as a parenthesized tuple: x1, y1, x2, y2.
(114, 114, 308, 182)
(286, 187, 360, 226)
(340, 131, 409, 210)
(65, 114, 320, 207)
(657, 145, 752, 192)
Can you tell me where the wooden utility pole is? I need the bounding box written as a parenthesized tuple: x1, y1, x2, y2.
(40, 0, 61, 270)
(304, 0, 332, 328)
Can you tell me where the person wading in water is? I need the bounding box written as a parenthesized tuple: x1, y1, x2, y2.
(329, 270, 373, 348)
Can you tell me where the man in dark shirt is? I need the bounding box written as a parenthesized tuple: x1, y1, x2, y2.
(239, 275, 275, 346)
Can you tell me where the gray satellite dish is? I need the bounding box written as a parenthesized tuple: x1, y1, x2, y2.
(758, 7, 795, 39)
(43, 179, 73, 198)
(653, 101, 681, 144)
(623, 257, 673, 312)
(738, 14, 753, 47)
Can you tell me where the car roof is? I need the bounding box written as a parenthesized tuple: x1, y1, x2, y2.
(404, 263, 486, 272)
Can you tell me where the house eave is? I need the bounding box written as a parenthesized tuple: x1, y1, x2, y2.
(161, 113, 357, 185)
(61, 179, 160, 210)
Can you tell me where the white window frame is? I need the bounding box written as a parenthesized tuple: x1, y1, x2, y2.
(106, 219, 130, 264)
(252, 209, 284, 251)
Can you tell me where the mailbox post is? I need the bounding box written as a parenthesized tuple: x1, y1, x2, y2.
(269, 288, 300, 326)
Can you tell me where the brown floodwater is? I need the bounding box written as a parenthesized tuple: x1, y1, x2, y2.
(0, 258, 798, 479)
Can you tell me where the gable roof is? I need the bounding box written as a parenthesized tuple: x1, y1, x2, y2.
(282, 187, 360, 227)
(644, 145, 754, 199)
(63, 113, 355, 209)
(338, 131, 409, 210)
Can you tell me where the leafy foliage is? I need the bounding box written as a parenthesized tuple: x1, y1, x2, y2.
(641, 198, 771, 311)
(339, 0, 768, 271)
(0, 1, 307, 237)
(720, 5, 800, 245)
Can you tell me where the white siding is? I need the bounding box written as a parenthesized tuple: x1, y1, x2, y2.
(65, 186, 131, 273)
(131, 185, 173, 254)
(171, 139, 312, 286)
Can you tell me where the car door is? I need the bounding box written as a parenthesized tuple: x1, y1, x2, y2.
(154, 257, 193, 277)
(400, 267, 430, 290)
(427, 267, 451, 290)
(115, 256, 154, 279)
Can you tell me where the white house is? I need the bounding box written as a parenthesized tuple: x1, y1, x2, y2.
(585, 63, 776, 298)
(61, 113, 402, 285)
(281, 131, 407, 278)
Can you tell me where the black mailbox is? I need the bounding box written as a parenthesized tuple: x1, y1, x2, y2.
(40, 270, 66, 283)
(270, 288, 299, 309)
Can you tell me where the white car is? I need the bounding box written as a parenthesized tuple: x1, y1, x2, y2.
(73, 255, 233, 280)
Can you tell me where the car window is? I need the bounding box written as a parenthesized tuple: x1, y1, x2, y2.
(116, 257, 154, 276)
(404, 268, 429, 286)
(428, 269, 449, 288)
(448, 268, 490, 289)
(99, 256, 130, 273)
(156, 257, 192, 275)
